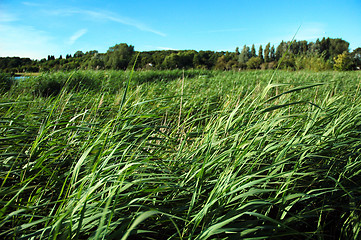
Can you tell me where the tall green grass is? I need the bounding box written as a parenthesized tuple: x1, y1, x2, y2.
(1, 70, 361, 239)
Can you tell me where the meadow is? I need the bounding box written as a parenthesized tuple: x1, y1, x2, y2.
(1, 69, 361, 239)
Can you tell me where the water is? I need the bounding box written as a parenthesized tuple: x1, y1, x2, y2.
(12, 76, 30, 80)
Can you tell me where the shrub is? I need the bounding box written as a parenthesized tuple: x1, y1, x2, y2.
(35, 77, 63, 97)
(294, 54, 332, 71)
(0, 73, 13, 93)
(246, 57, 262, 69)
(333, 52, 354, 71)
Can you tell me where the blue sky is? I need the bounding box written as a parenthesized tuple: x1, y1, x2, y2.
(1, 0, 360, 59)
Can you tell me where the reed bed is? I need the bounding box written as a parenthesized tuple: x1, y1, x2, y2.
(1, 70, 361, 239)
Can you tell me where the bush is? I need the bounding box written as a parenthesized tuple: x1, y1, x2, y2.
(67, 71, 101, 92)
(34, 77, 63, 97)
(294, 54, 332, 71)
(333, 52, 354, 71)
(0, 73, 14, 93)
(246, 57, 262, 69)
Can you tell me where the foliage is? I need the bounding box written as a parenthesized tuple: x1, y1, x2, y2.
(0, 38, 358, 73)
(258, 45, 264, 63)
(294, 54, 333, 71)
(0, 70, 361, 239)
(351, 48, 361, 69)
(105, 43, 134, 70)
(1, 70, 361, 239)
(0, 73, 14, 92)
(238, 45, 251, 64)
(246, 57, 262, 69)
(333, 52, 354, 71)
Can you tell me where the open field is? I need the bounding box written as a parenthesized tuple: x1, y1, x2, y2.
(1, 70, 361, 239)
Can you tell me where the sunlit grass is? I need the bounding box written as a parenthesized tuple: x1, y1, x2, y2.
(1, 70, 361, 239)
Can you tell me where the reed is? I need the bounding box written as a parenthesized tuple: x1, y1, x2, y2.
(1, 70, 361, 239)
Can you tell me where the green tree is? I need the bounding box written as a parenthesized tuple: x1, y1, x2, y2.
(319, 37, 331, 59)
(88, 53, 105, 69)
(351, 48, 361, 69)
(329, 38, 349, 60)
(239, 45, 250, 64)
(214, 55, 227, 70)
(258, 45, 264, 63)
(193, 51, 214, 69)
(177, 50, 196, 68)
(235, 47, 240, 55)
(162, 53, 179, 69)
(251, 44, 256, 57)
(264, 43, 270, 62)
(246, 57, 262, 69)
(333, 52, 353, 71)
(270, 45, 275, 61)
(299, 40, 308, 54)
(275, 41, 285, 61)
(74, 51, 84, 58)
(105, 43, 134, 70)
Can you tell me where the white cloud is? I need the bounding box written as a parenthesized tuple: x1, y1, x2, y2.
(68, 28, 87, 45)
(22, 2, 44, 7)
(0, 12, 18, 22)
(47, 8, 166, 37)
(0, 23, 58, 59)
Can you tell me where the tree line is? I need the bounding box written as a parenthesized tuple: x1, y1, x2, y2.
(1, 37, 360, 73)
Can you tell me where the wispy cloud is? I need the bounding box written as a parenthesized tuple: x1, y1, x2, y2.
(22, 2, 44, 7)
(47, 8, 166, 37)
(0, 24, 58, 59)
(202, 28, 247, 34)
(0, 12, 18, 22)
(68, 28, 87, 45)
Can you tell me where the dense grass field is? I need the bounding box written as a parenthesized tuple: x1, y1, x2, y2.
(1, 70, 361, 239)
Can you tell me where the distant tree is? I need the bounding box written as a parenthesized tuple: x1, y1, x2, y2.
(239, 45, 250, 64)
(74, 51, 84, 58)
(162, 53, 180, 69)
(251, 44, 257, 57)
(319, 37, 330, 59)
(139, 52, 153, 69)
(88, 53, 105, 69)
(105, 43, 134, 70)
(59, 55, 63, 60)
(235, 47, 240, 55)
(270, 45, 275, 61)
(275, 41, 285, 60)
(313, 39, 322, 55)
(299, 40, 308, 54)
(177, 50, 196, 68)
(258, 45, 264, 63)
(214, 55, 227, 70)
(333, 52, 353, 71)
(351, 48, 361, 69)
(86, 50, 99, 56)
(246, 57, 262, 69)
(264, 43, 270, 62)
(193, 51, 214, 69)
(329, 38, 349, 60)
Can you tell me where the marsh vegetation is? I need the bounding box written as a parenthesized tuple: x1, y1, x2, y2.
(1, 70, 361, 239)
